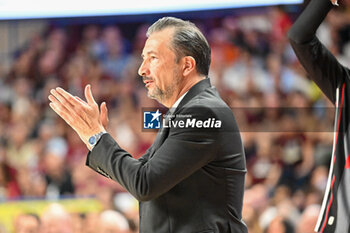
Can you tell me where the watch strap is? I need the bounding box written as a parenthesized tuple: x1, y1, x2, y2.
(89, 131, 107, 150)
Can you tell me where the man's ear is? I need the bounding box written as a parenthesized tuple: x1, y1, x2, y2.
(182, 56, 196, 77)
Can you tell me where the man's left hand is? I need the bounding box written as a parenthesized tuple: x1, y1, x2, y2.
(48, 84, 108, 150)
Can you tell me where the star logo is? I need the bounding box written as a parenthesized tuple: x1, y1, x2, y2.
(150, 110, 162, 122)
(143, 109, 162, 129)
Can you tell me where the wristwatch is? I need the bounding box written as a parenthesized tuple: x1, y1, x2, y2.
(88, 131, 106, 149)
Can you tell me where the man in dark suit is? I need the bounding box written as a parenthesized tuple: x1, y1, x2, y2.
(288, 0, 350, 232)
(48, 17, 247, 233)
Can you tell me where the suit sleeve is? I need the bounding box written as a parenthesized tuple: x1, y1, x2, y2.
(288, 0, 348, 103)
(86, 107, 221, 201)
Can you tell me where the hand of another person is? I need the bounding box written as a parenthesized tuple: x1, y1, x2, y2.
(48, 84, 108, 150)
(330, 0, 339, 5)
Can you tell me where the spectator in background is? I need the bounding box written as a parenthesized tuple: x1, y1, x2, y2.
(70, 213, 84, 233)
(42, 148, 74, 199)
(92, 26, 130, 81)
(40, 203, 72, 233)
(265, 216, 294, 233)
(296, 205, 321, 233)
(83, 213, 100, 233)
(99, 210, 130, 233)
(222, 48, 274, 95)
(0, 145, 20, 200)
(14, 213, 40, 233)
(114, 192, 139, 232)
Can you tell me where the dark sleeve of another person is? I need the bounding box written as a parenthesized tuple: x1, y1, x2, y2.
(288, 0, 349, 103)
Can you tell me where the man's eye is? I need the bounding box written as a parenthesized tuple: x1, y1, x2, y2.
(151, 56, 157, 60)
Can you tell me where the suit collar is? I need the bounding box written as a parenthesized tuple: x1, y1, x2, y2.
(175, 78, 211, 111)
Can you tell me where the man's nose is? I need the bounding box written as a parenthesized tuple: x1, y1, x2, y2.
(138, 60, 150, 77)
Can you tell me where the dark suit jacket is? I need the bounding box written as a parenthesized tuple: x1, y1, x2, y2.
(86, 78, 248, 233)
(289, 0, 350, 232)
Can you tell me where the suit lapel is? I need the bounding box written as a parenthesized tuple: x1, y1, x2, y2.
(151, 111, 172, 151)
(149, 78, 212, 158)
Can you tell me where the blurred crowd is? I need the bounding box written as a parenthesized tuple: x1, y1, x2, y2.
(13, 202, 135, 233)
(2, 3, 350, 233)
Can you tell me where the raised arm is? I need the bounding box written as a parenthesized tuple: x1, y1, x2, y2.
(288, 0, 349, 103)
(288, 0, 333, 43)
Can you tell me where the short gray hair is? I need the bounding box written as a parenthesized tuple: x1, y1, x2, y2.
(147, 17, 211, 76)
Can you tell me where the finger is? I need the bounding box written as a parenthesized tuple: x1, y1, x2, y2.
(84, 84, 97, 107)
(75, 96, 88, 106)
(48, 94, 69, 111)
(50, 89, 76, 113)
(50, 102, 91, 145)
(49, 94, 87, 126)
(49, 102, 75, 127)
(55, 87, 86, 109)
(49, 102, 87, 141)
(100, 102, 109, 129)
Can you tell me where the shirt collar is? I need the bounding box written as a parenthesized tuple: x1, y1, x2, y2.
(169, 91, 188, 113)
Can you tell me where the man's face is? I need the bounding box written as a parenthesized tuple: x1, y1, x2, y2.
(138, 28, 182, 105)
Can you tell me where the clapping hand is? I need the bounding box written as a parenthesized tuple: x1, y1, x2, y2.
(48, 84, 108, 150)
